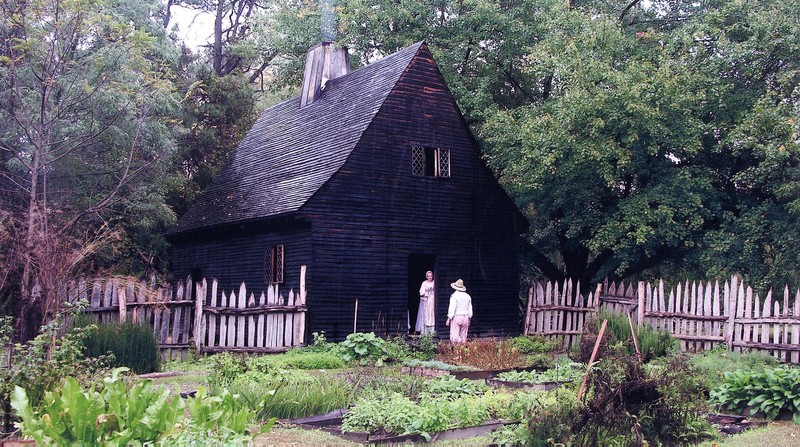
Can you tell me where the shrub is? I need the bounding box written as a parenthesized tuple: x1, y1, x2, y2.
(571, 352, 714, 445)
(710, 366, 800, 422)
(81, 321, 161, 374)
(337, 332, 388, 365)
(206, 352, 247, 389)
(580, 312, 677, 363)
(0, 312, 111, 409)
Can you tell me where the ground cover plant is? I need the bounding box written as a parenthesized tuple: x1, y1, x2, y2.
(710, 366, 800, 422)
(340, 376, 507, 440)
(495, 359, 584, 384)
(689, 346, 780, 393)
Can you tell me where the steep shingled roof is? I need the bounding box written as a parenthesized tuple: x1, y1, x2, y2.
(169, 42, 425, 236)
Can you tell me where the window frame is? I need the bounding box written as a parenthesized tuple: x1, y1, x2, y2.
(265, 244, 284, 284)
(411, 146, 450, 178)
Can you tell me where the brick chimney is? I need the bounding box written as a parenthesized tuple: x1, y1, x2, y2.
(300, 42, 350, 107)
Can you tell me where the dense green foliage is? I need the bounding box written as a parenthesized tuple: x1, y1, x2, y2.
(688, 346, 780, 393)
(81, 321, 161, 374)
(0, 313, 111, 410)
(711, 366, 800, 422)
(583, 312, 678, 362)
(495, 360, 584, 384)
(11, 368, 264, 445)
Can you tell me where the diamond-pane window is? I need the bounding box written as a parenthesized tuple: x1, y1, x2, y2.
(411, 146, 450, 178)
(266, 245, 284, 284)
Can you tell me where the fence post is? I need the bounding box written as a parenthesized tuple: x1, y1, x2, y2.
(637, 281, 645, 327)
(726, 275, 738, 352)
(194, 278, 206, 351)
(118, 283, 126, 323)
(524, 286, 533, 335)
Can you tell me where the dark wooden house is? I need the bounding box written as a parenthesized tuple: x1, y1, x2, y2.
(167, 41, 527, 342)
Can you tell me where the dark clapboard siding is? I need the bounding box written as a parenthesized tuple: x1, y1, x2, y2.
(171, 219, 312, 302)
(300, 44, 524, 340)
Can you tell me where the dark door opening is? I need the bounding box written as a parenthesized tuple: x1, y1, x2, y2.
(408, 254, 436, 335)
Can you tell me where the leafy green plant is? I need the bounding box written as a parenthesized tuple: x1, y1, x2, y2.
(689, 345, 779, 393)
(488, 388, 580, 446)
(12, 368, 265, 445)
(495, 361, 584, 384)
(81, 321, 161, 374)
(298, 331, 337, 354)
(424, 376, 488, 399)
(710, 366, 800, 422)
(0, 310, 111, 410)
(402, 359, 477, 371)
(245, 351, 344, 371)
(337, 332, 387, 366)
(206, 352, 246, 389)
(342, 392, 498, 439)
(165, 386, 270, 444)
(12, 368, 182, 445)
(510, 335, 560, 354)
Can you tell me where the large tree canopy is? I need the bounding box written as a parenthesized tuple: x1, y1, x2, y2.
(0, 0, 179, 337)
(299, 0, 799, 290)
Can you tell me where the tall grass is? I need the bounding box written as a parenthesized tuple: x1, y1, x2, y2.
(82, 321, 160, 374)
(226, 371, 352, 420)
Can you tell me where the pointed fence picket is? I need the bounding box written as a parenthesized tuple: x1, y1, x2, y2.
(60, 266, 308, 359)
(524, 275, 800, 363)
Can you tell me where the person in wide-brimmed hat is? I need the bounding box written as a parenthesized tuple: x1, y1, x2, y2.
(446, 279, 472, 343)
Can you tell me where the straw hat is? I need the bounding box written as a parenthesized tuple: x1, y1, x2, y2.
(450, 279, 466, 291)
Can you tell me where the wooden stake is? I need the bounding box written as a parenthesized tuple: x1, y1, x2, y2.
(353, 299, 358, 334)
(628, 310, 641, 361)
(577, 319, 607, 401)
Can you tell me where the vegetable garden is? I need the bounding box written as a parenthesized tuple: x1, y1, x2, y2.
(2, 309, 799, 445)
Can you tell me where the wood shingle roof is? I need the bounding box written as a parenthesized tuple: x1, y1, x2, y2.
(169, 42, 425, 236)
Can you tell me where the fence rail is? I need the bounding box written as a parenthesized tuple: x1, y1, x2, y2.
(60, 267, 307, 360)
(524, 275, 800, 364)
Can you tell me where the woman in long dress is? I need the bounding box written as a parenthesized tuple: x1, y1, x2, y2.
(415, 271, 435, 335)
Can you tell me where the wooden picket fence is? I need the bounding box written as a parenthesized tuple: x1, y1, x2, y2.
(524, 275, 800, 363)
(60, 267, 307, 360)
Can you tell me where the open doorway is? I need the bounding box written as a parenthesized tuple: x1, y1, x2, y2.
(408, 254, 436, 335)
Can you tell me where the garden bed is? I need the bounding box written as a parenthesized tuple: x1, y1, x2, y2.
(401, 364, 544, 380)
(706, 413, 769, 435)
(485, 377, 566, 391)
(284, 409, 510, 443)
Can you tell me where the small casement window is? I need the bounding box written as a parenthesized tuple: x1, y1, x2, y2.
(411, 146, 450, 177)
(265, 245, 284, 284)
